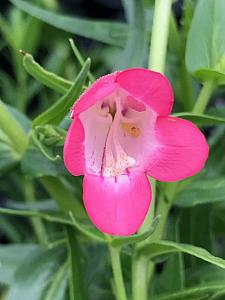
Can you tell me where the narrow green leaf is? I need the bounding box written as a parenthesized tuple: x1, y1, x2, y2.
(21, 143, 67, 177)
(8, 104, 31, 133)
(69, 212, 105, 243)
(186, 0, 225, 80)
(0, 128, 19, 174)
(0, 244, 40, 285)
(9, 0, 128, 46)
(40, 176, 87, 219)
(32, 58, 90, 127)
(0, 207, 73, 226)
(173, 112, 225, 126)
(175, 177, 225, 207)
(43, 262, 68, 300)
(155, 283, 225, 300)
(194, 69, 225, 85)
(7, 247, 65, 300)
(155, 215, 185, 294)
(69, 39, 95, 82)
(115, 0, 147, 69)
(6, 199, 58, 211)
(138, 240, 225, 270)
(111, 215, 160, 247)
(0, 100, 28, 154)
(66, 227, 86, 300)
(22, 51, 72, 93)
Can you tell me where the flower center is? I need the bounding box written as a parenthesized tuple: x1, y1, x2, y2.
(79, 90, 153, 177)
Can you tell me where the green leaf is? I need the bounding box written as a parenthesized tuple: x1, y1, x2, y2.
(186, 0, 225, 80)
(69, 212, 105, 243)
(0, 215, 22, 242)
(0, 70, 16, 105)
(175, 177, 225, 207)
(0, 244, 40, 285)
(32, 58, 90, 127)
(173, 112, 225, 126)
(0, 100, 28, 154)
(7, 104, 31, 133)
(40, 176, 87, 220)
(69, 39, 95, 83)
(31, 125, 66, 162)
(188, 264, 225, 286)
(0, 207, 73, 226)
(137, 240, 225, 270)
(21, 143, 67, 177)
(22, 51, 72, 93)
(111, 215, 160, 247)
(194, 69, 225, 85)
(9, 0, 128, 46)
(66, 227, 86, 300)
(115, 0, 147, 69)
(155, 283, 225, 300)
(154, 215, 185, 295)
(7, 247, 66, 300)
(43, 262, 68, 300)
(6, 199, 58, 212)
(0, 128, 20, 174)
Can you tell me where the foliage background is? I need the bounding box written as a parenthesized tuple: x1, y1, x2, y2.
(0, 0, 225, 299)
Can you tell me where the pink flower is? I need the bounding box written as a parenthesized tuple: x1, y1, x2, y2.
(64, 68, 209, 236)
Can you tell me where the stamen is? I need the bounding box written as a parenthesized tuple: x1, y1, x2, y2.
(108, 101, 116, 118)
(121, 122, 141, 138)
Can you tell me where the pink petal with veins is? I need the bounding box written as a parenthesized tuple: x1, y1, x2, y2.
(83, 172, 151, 235)
(73, 73, 118, 116)
(63, 117, 85, 176)
(116, 68, 174, 116)
(147, 116, 209, 181)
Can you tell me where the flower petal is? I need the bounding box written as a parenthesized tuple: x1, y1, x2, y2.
(116, 68, 173, 116)
(83, 172, 152, 235)
(73, 73, 118, 116)
(63, 117, 85, 176)
(147, 116, 209, 182)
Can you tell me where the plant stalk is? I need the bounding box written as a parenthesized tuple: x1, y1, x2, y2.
(109, 245, 128, 300)
(192, 81, 215, 114)
(149, 0, 172, 72)
(23, 178, 48, 245)
(132, 1, 172, 300)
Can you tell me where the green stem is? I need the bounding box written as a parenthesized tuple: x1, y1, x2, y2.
(149, 0, 172, 72)
(179, 62, 194, 111)
(23, 178, 48, 245)
(132, 1, 173, 299)
(108, 245, 127, 300)
(132, 257, 148, 300)
(150, 194, 171, 240)
(0, 100, 28, 154)
(192, 81, 215, 114)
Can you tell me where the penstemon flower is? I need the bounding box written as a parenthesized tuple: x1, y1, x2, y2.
(64, 68, 209, 236)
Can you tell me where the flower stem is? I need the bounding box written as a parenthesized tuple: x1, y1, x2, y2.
(132, 257, 148, 300)
(192, 81, 215, 114)
(132, 1, 173, 300)
(149, 0, 172, 73)
(23, 178, 48, 245)
(108, 245, 127, 300)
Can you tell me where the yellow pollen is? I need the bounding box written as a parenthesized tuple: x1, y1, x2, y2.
(121, 122, 141, 138)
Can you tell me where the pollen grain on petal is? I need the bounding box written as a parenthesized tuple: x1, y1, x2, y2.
(121, 122, 141, 138)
